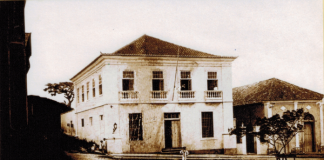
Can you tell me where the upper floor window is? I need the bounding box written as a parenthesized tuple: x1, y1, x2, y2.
(180, 71, 191, 90)
(86, 82, 89, 100)
(82, 85, 84, 102)
(99, 75, 102, 95)
(77, 88, 80, 103)
(207, 72, 218, 90)
(92, 79, 95, 97)
(129, 113, 143, 141)
(152, 71, 163, 91)
(202, 112, 214, 138)
(123, 71, 134, 91)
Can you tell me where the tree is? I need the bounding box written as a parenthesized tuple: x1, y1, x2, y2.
(256, 108, 304, 159)
(44, 82, 74, 108)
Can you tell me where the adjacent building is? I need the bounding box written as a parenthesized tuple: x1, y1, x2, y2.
(62, 35, 237, 154)
(233, 78, 324, 154)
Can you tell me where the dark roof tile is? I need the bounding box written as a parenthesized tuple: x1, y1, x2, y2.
(233, 78, 323, 106)
(102, 35, 236, 58)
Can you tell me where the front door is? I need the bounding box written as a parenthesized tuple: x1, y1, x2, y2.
(304, 122, 314, 152)
(164, 113, 181, 148)
(171, 121, 181, 148)
(164, 120, 181, 148)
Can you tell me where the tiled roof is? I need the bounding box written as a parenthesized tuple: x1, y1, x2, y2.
(102, 35, 236, 58)
(233, 78, 323, 106)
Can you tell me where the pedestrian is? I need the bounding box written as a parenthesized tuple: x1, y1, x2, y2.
(102, 138, 106, 154)
(91, 144, 95, 153)
(99, 140, 103, 154)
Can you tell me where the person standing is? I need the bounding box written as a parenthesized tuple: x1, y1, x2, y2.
(99, 140, 103, 154)
(102, 138, 107, 154)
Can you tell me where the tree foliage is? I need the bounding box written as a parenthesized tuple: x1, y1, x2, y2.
(256, 108, 304, 155)
(44, 82, 74, 108)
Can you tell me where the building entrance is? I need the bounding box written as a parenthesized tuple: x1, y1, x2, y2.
(164, 113, 181, 148)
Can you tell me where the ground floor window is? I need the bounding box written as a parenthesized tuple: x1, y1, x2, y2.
(129, 113, 143, 141)
(202, 112, 213, 138)
(81, 118, 84, 127)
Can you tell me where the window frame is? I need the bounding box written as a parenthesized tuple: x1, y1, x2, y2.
(77, 88, 80, 103)
(81, 118, 84, 127)
(180, 71, 192, 91)
(129, 113, 143, 141)
(152, 71, 164, 91)
(82, 85, 84, 102)
(99, 75, 102, 95)
(92, 79, 96, 97)
(201, 112, 214, 138)
(123, 71, 135, 91)
(86, 82, 89, 100)
(207, 72, 218, 91)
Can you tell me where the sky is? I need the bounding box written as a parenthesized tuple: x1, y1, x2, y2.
(25, 0, 323, 103)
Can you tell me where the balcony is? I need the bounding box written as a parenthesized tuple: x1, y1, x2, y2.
(119, 91, 139, 103)
(150, 91, 168, 103)
(204, 90, 222, 102)
(178, 91, 195, 102)
(150, 91, 168, 99)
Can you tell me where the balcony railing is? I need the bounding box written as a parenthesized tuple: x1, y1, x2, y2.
(204, 90, 222, 99)
(179, 91, 195, 99)
(119, 91, 138, 100)
(150, 91, 168, 99)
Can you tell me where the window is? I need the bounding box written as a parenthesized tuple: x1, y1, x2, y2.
(82, 85, 84, 102)
(100, 115, 103, 120)
(99, 75, 102, 95)
(180, 71, 191, 90)
(207, 72, 218, 90)
(129, 113, 143, 141)
(202, 112, 214, 138)
(92, 79, 95, 97)
(86, 82, 89, 100)
(89, 117, 93, 126)
(123, 71, 134, 91)
(77, 88, 79, 103)
(152, 71, 164, 91)
(81, 119, 84, 127)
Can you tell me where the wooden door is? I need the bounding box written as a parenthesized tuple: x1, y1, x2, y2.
(171, 121, 181, 148)
(304, 122, 314, 152)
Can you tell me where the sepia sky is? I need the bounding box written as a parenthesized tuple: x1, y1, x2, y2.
(25, 0, 323, 103)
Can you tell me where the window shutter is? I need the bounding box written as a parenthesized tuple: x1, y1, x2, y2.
(129, 79, 134, 90)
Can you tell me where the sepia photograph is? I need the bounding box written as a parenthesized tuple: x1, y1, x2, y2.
(0, 0, 323, 159)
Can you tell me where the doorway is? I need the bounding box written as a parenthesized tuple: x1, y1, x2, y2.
(164, 113, 181, 148)
(304, 113, 315, 152)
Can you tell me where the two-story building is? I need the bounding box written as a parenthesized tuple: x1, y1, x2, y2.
(62, 35, 237, 154)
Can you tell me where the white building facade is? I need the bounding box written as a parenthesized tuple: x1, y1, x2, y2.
(62, 35, 237, 154)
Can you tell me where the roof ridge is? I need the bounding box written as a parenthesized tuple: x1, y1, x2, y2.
(105, 34, 236, 58)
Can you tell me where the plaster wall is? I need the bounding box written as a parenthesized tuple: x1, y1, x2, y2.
(67, 56, 235, 153)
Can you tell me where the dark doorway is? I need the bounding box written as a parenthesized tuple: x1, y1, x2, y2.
(246, 123, 255, 153)
(165, 121, 172, 148)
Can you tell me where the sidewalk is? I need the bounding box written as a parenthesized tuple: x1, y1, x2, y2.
(110, 153, 276, 159)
